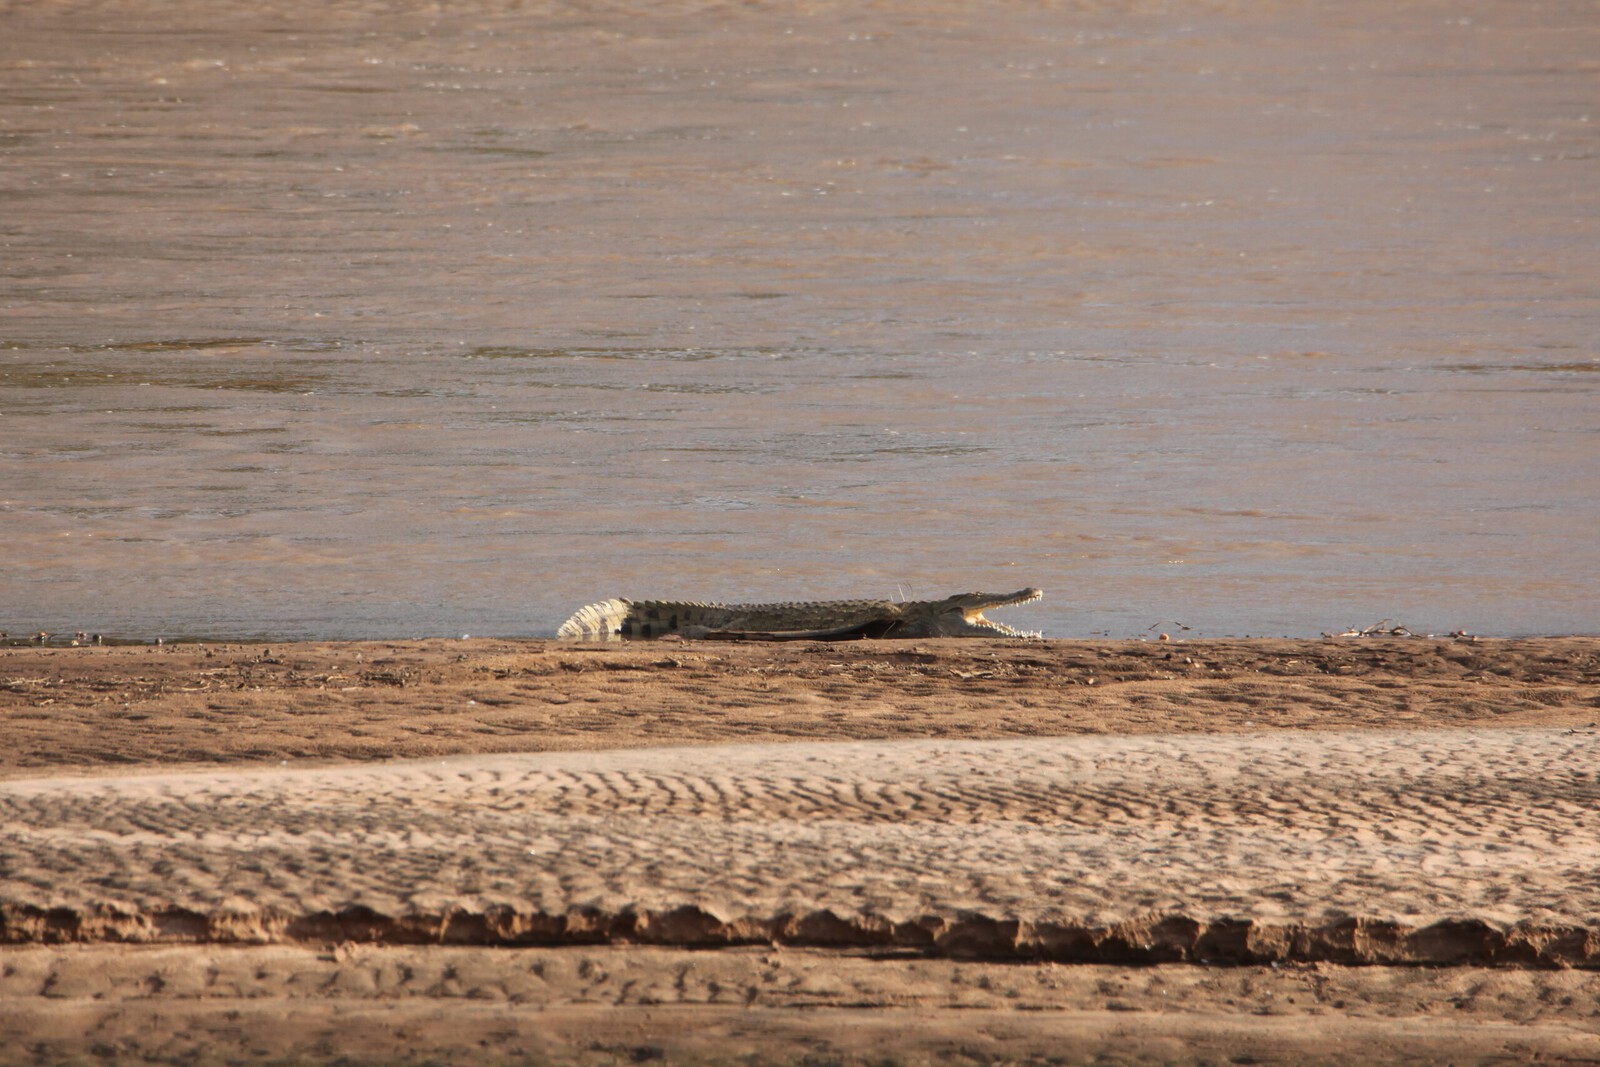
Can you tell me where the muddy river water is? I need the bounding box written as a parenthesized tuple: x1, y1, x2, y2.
(3, 0, 1597, 639)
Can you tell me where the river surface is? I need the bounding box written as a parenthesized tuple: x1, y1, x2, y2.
(4, 0, 1597, 640)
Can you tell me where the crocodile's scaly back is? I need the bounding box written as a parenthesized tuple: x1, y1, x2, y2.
(557, 588, 1042, 640)
(556, 597, 905, 640)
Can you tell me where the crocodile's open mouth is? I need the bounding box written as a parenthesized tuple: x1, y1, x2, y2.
(962, 587, 1043, 637)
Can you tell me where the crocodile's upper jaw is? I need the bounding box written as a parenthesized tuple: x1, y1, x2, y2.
(925, 587, 1043, 637)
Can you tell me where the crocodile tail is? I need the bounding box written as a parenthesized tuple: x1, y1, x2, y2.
(557, 598, 633, 639)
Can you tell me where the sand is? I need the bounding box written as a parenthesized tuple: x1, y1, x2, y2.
(2, 636, 1599, 1065)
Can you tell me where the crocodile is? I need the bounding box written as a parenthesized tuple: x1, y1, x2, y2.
(557, 588, 1043, 641)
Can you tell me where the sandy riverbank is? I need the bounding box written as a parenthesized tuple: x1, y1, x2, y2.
(2, 637, 1598, 1064)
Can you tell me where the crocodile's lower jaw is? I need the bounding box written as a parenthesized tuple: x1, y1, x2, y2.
(973, 620, 1041, 638)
